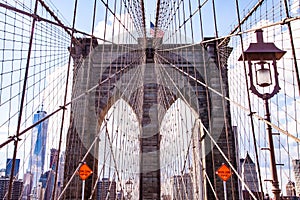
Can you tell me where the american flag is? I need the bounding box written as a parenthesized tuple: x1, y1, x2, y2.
(150, 22, 164, 38)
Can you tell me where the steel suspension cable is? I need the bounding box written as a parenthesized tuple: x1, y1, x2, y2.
(212, 0, 235, 199)
(51, 0, 78, 198)
(158, 15, 300, 52)
(96, 92, 141, 196)
(0, 2, 136, 52)
(7, 1, 39, 199)
(140, 0, 146, 38)
(59, 63, 143, 198)
(159, 0, 208, 45)
(0, 57, 140, 150)
(199, 118, 258, 200)
(155, 50, 222, 198)
(155, 52, 300, 144)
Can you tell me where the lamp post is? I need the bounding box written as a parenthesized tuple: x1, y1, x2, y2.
(125, 179, 133, 200)
(239, 29, 286, 200)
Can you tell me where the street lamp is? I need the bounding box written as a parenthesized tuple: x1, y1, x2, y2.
(239, 29, 286, 200)
(125, 179, 133, 200)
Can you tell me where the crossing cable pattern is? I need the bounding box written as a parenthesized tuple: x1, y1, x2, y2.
(154, 0, 300, 199)
(0, 1, 71, 199)
(0, 0, 299, 200)
(60, 0, 147, 198)
(0, 0, 143, 199)
(154, 0, 239, 199)
(228, 0, 300, 197)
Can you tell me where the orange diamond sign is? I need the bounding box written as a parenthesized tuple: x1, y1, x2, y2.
(216, 163, 231, 181)
(78, 163, 93, 180)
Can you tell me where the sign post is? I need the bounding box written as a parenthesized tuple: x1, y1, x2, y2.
(82, 180, 85, 200)
(78, 162, 93, 200)
(216, 163, 231, 200)
(223, 180, 227, 200)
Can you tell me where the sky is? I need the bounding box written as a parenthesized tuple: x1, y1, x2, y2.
(44, 0, 255, 41)
(0, 0, 299, 198)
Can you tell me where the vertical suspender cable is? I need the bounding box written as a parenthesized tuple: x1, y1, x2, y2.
(7, 1, 39, 199)
(89, 0, 98, 195)
(96, 0, 109, 183)
(154, 0, 161, 38)
(52, 0, 79, 198)
(282, 0, 300, 96)
(197, 0, 212, 197)
(140, 0, 147, 39)
(234, 0, 264, 199)
(211, 0, 235, 198)
(218, 0, 265, 47)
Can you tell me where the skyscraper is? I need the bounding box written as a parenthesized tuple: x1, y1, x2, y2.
(240, 153, 259, 192)
(39, 170, 55, 200)
(286, 181, 296, 196)
(37, 148, 59, 200)
(0, 177, 23, 200)
(293, 159, 300, 196)
(97, 178, 117, 200)
(117, 190, 124, 200)
(57, 151, 65, 194)
(0, 169, 5, 177)
(28, 108, 49, 199)
(172, 173, 194, 200)
(5, 158, 20, 178)
(50, 148, 58, 170)
(22, 172, 33, 200)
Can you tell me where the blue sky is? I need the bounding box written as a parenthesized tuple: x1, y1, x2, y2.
(1, 0, 299, 197)
(46, 0, 254, 39)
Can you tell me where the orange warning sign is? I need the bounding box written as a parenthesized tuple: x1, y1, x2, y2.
(216, 163, 231, 181)
(78, 163, 93, 180)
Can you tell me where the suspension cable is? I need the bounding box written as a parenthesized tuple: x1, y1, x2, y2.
(155, 52, 300, 143)
(234, 0, 264, 198)
(6, 1, 39, 199)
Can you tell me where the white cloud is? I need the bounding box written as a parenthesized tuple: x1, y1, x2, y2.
(94, 13, 136, 44)
(290, 0, 300, 16)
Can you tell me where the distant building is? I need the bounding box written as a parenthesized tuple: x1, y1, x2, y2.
(0, 177, 23, 200)
(293, 159, 300, 196)
(50, 148, 59, 170)
(242, 190, 263, 200)
(0, 169, 5, 177)
(286, 181, 296, 196)
(281, 197, 300, 200)
(5, 158, 20, 178)
(97, 178, 117, 200)
(35, 148, 62, 200)
(172, 173, 194, 200)
(117, 190, 124, 200)
(22, 172, 33, 200)
(28, 108, 49, 199)
(240, 153, 259, 192)
(234, 126, 244, 199)
(162, 194, 172, 200)
(39, 170, 55, 200)
(57, 151, 65, 195)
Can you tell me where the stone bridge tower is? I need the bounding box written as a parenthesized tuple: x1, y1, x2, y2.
(63, 37, 239, 200)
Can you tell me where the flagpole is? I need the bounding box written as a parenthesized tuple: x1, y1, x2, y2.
(150, 13, 151, 36)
